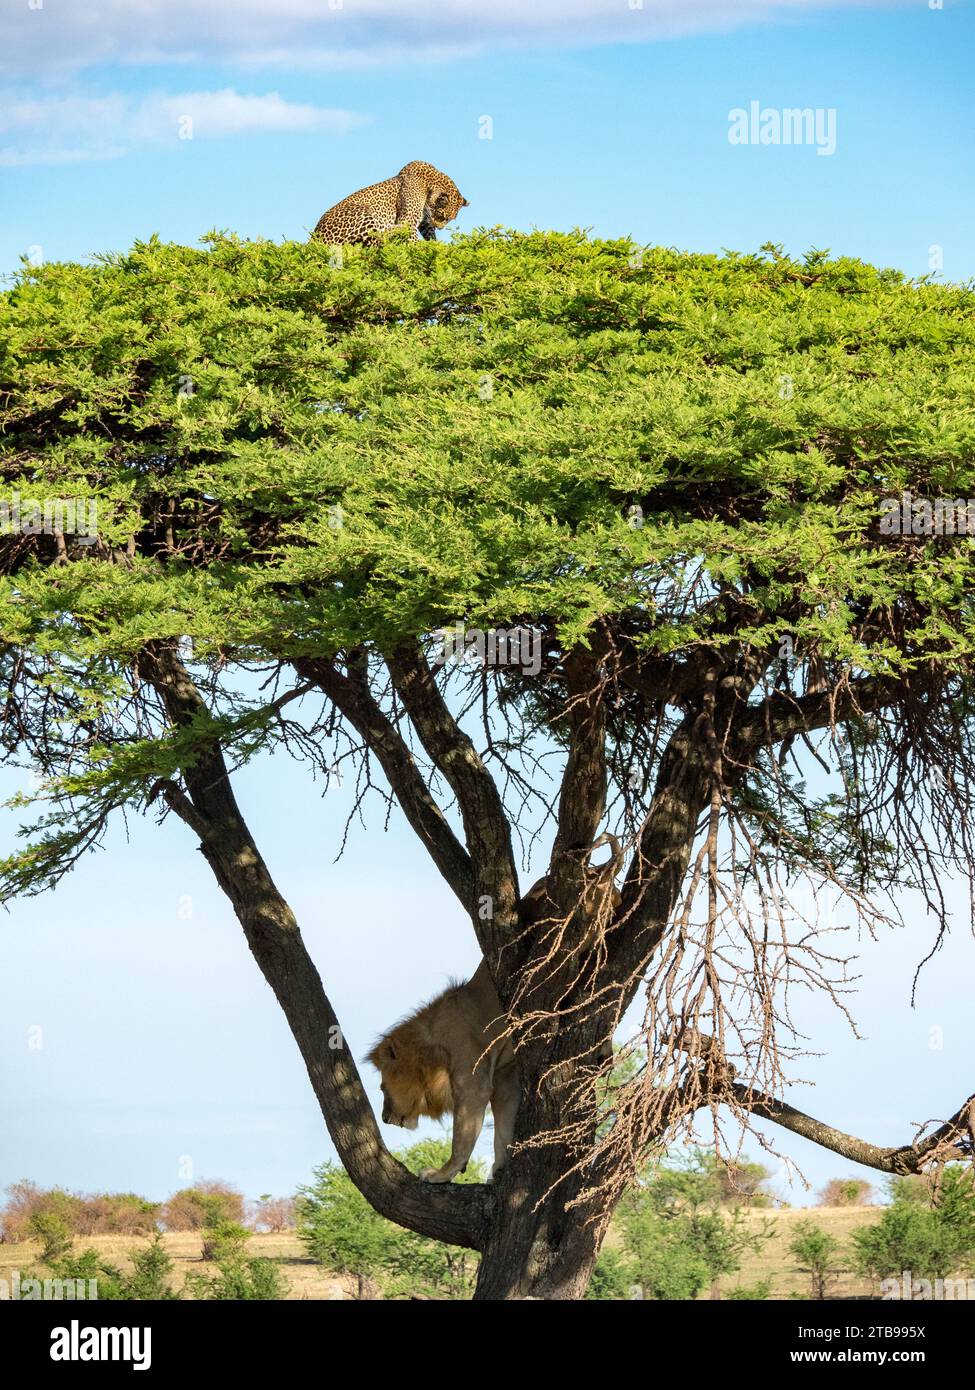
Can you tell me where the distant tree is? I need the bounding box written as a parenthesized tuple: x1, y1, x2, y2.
(250, 1195, 295, 1233)
(75, 1193, 160, 1236)
(2, 1184, 86, 1244)
(161, 1182, 244, 1232)
(296, 1161, 396, 1299)
(186, 1257, 290, 1301)
(818, 1178, 873, 1207)
(200, 1221, 251, 1263)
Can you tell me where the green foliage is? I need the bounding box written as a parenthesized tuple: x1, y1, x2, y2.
(29, 1208, 74, 1263)
(725, 1279, 772, 1300)
(585, 1247, 639, 1300)
(38, 1231, 288, 1301)
(296, 1161, 393, 1289)
(646, 1147, 774, 1209)
(200, 1220, 251, 1262)
(789, 1219, 844, 1299)
(38, 1235, 180, 1300)
(296, 1141, 484, 1299)
(853, 1167, 975, 1281)
(887, 1174, 934, 1207)
(184, 1256, 290, 1301)
(613, 1148, 775, 1299)
(2, 233, 974, 908)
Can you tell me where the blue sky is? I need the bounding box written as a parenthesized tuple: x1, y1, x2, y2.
(2, 0, 973, 280)
(1, 0, 973, 1212)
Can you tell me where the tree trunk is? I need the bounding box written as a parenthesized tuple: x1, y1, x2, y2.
(473, 1048, 609, 1300)
(473, 1153, 605, 1300)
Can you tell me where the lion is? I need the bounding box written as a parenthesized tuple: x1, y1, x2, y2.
(368, 839, 623, 1184)
(367, 960, 519, 1184)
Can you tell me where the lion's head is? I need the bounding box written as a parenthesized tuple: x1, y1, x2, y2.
(367, 1025, 452, 1129)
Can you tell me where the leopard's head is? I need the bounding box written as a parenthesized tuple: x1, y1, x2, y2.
(400, 161, 469, 229)
(427, 184, 469, 228)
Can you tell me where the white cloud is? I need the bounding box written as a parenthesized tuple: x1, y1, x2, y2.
(0, 88, 365, 167)
(0, 0, 912, 75)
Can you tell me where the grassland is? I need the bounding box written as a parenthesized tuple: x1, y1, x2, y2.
(0, 1205, 893, 1300)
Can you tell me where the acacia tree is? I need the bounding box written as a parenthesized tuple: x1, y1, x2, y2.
(1, 230, 974, 1299)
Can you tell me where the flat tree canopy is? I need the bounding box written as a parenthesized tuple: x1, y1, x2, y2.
(1, 230, 974, 1298)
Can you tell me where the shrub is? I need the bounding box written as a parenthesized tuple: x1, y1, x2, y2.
(726, 1279, 772, 1300)
(1, 1182, 161, 1241)
(853, 1168, 975, 1283)
(32, 1235, 179, 1300)
(297, 1141, 485, 1300)
(611, 1150, 776, 1299)
(200, 1221, 251, 1263)
(887, 1174, 935, 1207)
(2, 1183, 85, 1244)
(296, 1161, 393, 1298)
(74, 1193, 160, 1236)
(185, 1256, 290, 1301)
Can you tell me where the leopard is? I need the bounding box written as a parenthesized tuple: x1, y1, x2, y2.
(311, 160, 468, 245)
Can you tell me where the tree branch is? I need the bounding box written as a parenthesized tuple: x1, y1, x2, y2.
(731, 1082, 975, 1175)
(385, 644, 519, 952)
(732, 674, 903, 756)
(293, 652, 474, 913)
(549, 644, 609, 884)
(136, 641, 492, 1250)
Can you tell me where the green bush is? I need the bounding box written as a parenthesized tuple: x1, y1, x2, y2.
(853, 1168, 975, 1282)
(29, 1209, 74, 1263)
(585, 1248, 640, 1300)
(296, 1141, 485, 1300)
(200, 1221, 251, 1263)
(36, 1235, 179, 1300)
(185, 1256, 290, 1301)
(296, 1161, 393, 1297)
(789, 1220, 844, 1299)
(726, 1279, 772, 1300)
(612, 1150, 775, 1299)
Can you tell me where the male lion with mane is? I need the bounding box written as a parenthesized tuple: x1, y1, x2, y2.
(367, 960, 519, 1183)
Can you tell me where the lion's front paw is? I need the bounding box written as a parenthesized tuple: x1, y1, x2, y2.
(419, 1167, 452, 1183)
